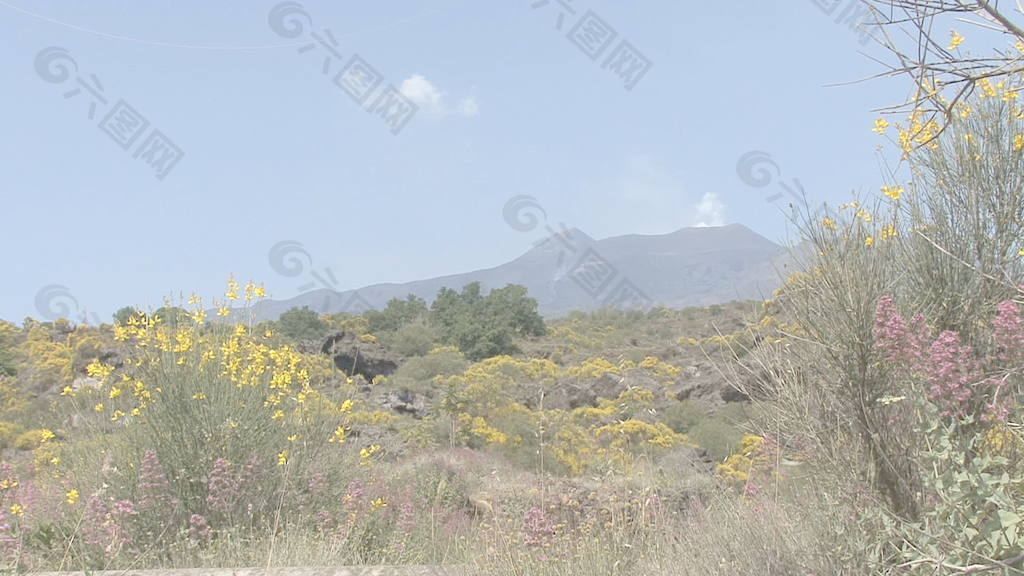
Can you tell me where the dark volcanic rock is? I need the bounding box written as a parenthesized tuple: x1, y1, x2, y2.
(380, 389, 428, 419)
(321, 331, 399, 381)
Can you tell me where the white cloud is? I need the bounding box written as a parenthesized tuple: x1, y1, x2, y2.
(399, 74, 479, 118)
(400, 74, 445, 115)
(692, 192, 726, 227)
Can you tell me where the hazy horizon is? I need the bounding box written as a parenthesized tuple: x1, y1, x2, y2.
(2, 1, 903, 322)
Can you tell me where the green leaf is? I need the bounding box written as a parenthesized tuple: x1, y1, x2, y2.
(998, 510, 1022, 529)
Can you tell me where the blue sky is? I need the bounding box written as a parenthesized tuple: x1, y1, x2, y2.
(0, 0, 908, 323)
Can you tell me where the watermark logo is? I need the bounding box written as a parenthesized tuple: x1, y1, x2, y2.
(34, 46, 184, 181)
(530, 1, 652, 91)
(810, 0, 880, 46)
(736, 150, 806, 205)
(267, 240, 370, 314)
(736, 150, 827, 216)
(268, 2, 418, 135)
(34, 284, 102, 325)
(502, 195, 652, 311)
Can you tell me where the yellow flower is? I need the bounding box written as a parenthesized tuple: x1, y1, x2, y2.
(188, 292, 201, 305)
(65, 489, 79, 505)
(49, 457, 60, 465)
(360, 445, 381, 466)
(865, 236, 875, 247)
(329, 426, 348, 444)
(821, 217, 838, 231)
(60, 386, 75, 397)
(1015, 134, 1024, 151)
(10, 504, 24, 517)
(111, 410, 125, 422)
(872, 118, 889, 134)
(272, 409, 285, 420)
(191, 309, 207, 325)
(255, 284, 267, 298)
(340, 399, 354, 413)
(39, 429, 55, 443)
(277, 451, 289, 466)
(225, 275, 240, 301)
(217, 306, 230, 317)
(109, 387, 122, 399)
(948, 31, 964, 50)
(94, 403, 105, 413)
(86, 360, 114, 381)
(371, 497, 388, 510)
(881, 185, 903, 200)
(192, 392, 207, 400)
(287, 434, 300, 442)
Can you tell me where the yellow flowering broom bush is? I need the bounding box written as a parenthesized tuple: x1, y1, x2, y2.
(62, 278, 358, 536)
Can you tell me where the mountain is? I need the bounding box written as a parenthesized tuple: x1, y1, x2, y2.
(247, 224, 789, 321)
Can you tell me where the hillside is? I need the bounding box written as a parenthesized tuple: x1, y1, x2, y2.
(246, 223, 787, 321)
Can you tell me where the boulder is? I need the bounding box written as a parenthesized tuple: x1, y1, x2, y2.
(320, 331, 399, 381)
(379, 388, 428, 419)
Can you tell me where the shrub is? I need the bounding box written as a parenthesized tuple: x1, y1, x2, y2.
(660, 401, 705, 434)
(687, 417, 743, 463)
(736, 93, 1024, 570)
(364, 295, 428, 334)
(390, 348, 468, 390)
(13, 429, 48, 451)
(0, 422, 25, 449)
(276, 306, 329, 342)
(65, 280, 351, 533)
(430, 283, 546, 361)
(386, 322, 437, 357)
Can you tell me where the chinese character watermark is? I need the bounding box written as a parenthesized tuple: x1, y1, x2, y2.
(810, 0, 880, 46)
(530, 2, 652, 91)
(34, 47, 185, 181)
(268, 2, 418, 135)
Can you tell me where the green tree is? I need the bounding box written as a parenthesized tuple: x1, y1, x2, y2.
(153, 306, 187, 328)
(386, 321, 437, 356)
(429, 282, 545, 361)
(276, 307, 329, 342)
(364, 294, 428, 333)
(113, 306, 144, 325)
(0, 322, 18, 377)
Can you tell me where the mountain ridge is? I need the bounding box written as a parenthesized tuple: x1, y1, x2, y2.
(246, 224, 788, 321)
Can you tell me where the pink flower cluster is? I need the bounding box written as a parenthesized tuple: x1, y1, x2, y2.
(522, 507, 555, 548)
(138, 450, 175, 511)
(994, 300, 1024, 363)
(82, 495, 136, 556)
(206, 457, 240, 517)
(187, 513, 211, 543)
(874, 296, 1020, 421)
